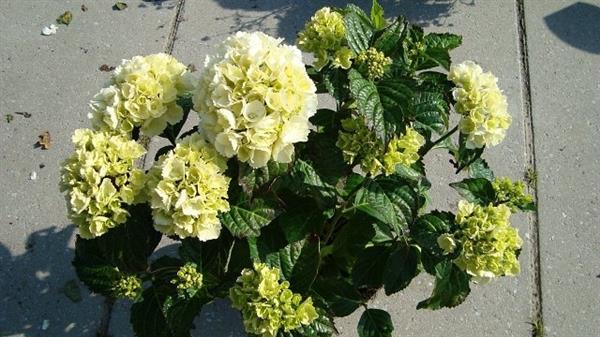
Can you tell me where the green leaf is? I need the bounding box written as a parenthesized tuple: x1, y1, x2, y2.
(410, 211, 456, 256)
(413, 91, 449, 135)
(424, 33, 462, 50)
(353, 175, 421, 235)
(417, 47, 451, 70)
(468, 158, 495, 181)
(348, 69, 397, 144)
(278, 196, 328, 243)
(417, 260, 471, 310)
(93, 203, 162, 273)
(331, 214, 379, 270)
(373, 17, 407, 56)
(417, 71, 454, 96)
(309, 108, 338, 133)
(283, 159, 336, 208)
(322, 67, 350, 102)
(220, 197, 281, 238)
(377, 78, 414, 122)
(449, 178, 496, 204)
(370, 0, 386, 29)
(312, 277, 362, 317)
(383, 244, 420, 295)
(352, 245, 392, 288)
(357, 308, 394, 337)
(131, 286, 172, 337)
(238, 161, 290, 195)
(56, 11, 73, 25)
(163, 295, 209, 337)
(453, 132, 484, 171)
(154, 145, 175, 162)
(72, 238, 121, 296)
(301, 130, 349, 185)
(344, 6, 374, 53)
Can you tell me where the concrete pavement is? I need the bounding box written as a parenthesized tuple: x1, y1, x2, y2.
(1, 1, 598, 336)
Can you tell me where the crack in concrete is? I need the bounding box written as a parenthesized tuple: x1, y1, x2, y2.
(95, 1, 188, 336)
(515, 0, 544, 334)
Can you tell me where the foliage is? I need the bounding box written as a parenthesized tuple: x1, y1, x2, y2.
(63, 2, 535, 336)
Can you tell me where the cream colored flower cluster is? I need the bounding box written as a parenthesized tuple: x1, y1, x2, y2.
(60, 129, 146, 238)
(337, 117, 424, 176)
(229, 263, 318, 337)
(452, 200, 522, 283)
(89, 53, 193, 136)
(297, 7, 354, 70)
(146, 133, 230, 240)
(448, 61, 512, 148)
(194, 31, 318, 168)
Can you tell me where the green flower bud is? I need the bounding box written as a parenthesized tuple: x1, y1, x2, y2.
(171, 262, 204, 298)
(356, 47, 392, 80)
(114, 275, 142, 300)
(229, 263, 318, 337)
(492, 177, 534, 211)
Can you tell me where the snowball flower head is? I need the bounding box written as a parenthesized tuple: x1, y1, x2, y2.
(453, 200, 522, 283)
(448, 61, 511, 149)
(297, 7, 351, 70)
(229, 263, 318, 337)
(382, 127, 425, 175)
(89, 53, 193, 136)
(194, 31, 318, 168)
(60, 129, 146, 239)
(146, 133, 230, 240)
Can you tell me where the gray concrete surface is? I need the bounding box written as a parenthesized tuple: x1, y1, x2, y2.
(524, 1, 600, 336)
(1, 1, 599, 337)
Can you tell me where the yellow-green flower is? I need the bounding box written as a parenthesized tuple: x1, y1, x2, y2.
(448, 61, 511, 148)
(114, 274, 142, 300)
(194, 32, 317, 168)
(146, 133, 230, 240)
(492, 177, 534, 211)
(337, 118, 424, 176)
(383, 128, 425, 175)
(356, 47, 392, 80)
(453, 200, 522, 283)
(60, 129, 146, 238)
(297, 7, 351, 70)
(89, 53, 193, 136)
(171, 262, 203, 297)
(229, 263, 318, 337)
(437, 233, 456, 255)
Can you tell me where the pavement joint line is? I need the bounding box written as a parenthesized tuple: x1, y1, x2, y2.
(96, 2, 189, 336)
(515, 0, 544, 333)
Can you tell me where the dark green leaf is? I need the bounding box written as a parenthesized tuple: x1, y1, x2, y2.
(348, 69, 397, 144)
(417, 71, 454, 95)
(410, 211, 456, 256)
(163, 295, 209, 337)
(370, 0, 385, 29)
(453, 132, 484, 171)
(301, 131, 349, 185)
(353, 175, 421, 235)
(412, 91, 448, 135)
(468, 158, 495, 181)
(377, 78, 414, 122)
(416, 47, 451, 70)
(383, 244, 420, 295)
(373, 17, 407, 56)
(417, 260, 471, 310)
(332, 214, 378, 270)
(309, 108, 338, 133)
(449, 178, 496, 204)
(131, 286, 172, 337)
(283, 159, 336, 208)
(352, 245, 392, 288)
(238, 161, 290, 195)
(312, 277, 362, 317)
(220, 197, 281, 238)
(424, 33, 462, 50)
(267, 237, 321, 294)
(322, 67, 350, 102)
(72, 236, 121, 296)
(278, 196, 328, 243)
(56, 11, 73, 25)
(344, 6, 374, 53)
(155, 145, 175, 162)
(357, 308, 394, 337)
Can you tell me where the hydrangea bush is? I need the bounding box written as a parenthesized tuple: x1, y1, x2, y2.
(63, 2, 534, 336)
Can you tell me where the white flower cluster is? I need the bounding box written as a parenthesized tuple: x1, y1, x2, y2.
(194, 32, 318, 168)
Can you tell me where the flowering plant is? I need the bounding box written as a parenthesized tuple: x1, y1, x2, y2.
(64, 2, 534, 337)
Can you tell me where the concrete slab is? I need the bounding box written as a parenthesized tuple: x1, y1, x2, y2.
(0, 1, 179, 336)
(524, 1, 600, 336)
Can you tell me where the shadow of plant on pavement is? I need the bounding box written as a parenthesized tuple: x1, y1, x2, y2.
(544, 2, 600, 54)
(0, 225, 102, 337)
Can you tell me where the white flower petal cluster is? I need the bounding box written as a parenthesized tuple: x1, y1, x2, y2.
(60, 129, 146, 239)
(194, 32, 318, 168)
(89, 53, 194, 136)
(146, 133, 230, 240)
(448, 61, 511, 149)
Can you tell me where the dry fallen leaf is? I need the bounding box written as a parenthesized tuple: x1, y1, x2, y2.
(81, 4, 88, 12)
(56, 11, 73, 25)
(5, 114, 14, 123)
(99, 64, 116, 72)
(187, 63, 197, 72)
(15, 111, 32, 118)
(38, 131, 51, 150)
(113, 2, 128, 10)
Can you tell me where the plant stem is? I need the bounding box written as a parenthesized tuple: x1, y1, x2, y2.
(421, 125, 458, 155)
